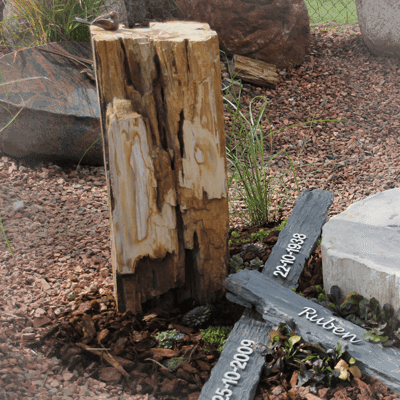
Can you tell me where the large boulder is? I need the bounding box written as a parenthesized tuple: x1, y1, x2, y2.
(124, 0, 178, 28)
(0, 41, 103, 166)
(322, 189, 400, 313)
(175, 0, 311, 69)
(355, 0, 400, 58)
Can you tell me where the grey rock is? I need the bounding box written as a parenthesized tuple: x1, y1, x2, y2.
(199, 308, 272, 400)
(262, 189, 334, 289)
(355, 0, 400, 58)
(322, 188, 400, 313)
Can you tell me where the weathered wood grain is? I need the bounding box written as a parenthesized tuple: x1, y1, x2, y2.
(233, 54, 279, 88)
(224, 269, 400, 395)
(90, 21, 229, 312)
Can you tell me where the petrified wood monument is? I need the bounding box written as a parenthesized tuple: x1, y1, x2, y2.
(89, 21, 229, 313)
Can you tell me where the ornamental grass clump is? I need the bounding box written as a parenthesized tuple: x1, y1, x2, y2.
(223, 60, 347, 226)
(0, 0, 117, 49)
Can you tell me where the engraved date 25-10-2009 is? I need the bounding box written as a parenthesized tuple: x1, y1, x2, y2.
(273, 233, 307, 279)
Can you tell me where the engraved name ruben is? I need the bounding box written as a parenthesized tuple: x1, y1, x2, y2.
(298, 307, 361, 344)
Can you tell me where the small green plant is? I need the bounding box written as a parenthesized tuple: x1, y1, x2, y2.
(0, 214, 14, 258)
(318, 293, 327, 302)
(200, 326, 233, 353)
(155, 329, 185, 349)
(334, 357, 361, 381)
(68, 291, 76, 301)
(323, 289, 400, 348)
(316, 285, 327, 302)
(228, 228, 270, 247)
(76, 137, 101, 171)
(263, 323, 361, 386)
(290, 286, 305, 297)
(228, 230, 245, 247)
(228, 255, 243, 272)
(269, 327, 303, 362)
(276, 217, 289, 232)
(249, 257, 263, 269)
(249, 229, 270, 242)
(163, 356, 186, 371)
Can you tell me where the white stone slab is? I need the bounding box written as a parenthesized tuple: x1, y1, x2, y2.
(322, 188, 400, 311)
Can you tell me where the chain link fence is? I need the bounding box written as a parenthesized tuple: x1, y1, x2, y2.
(305, 0, 358, 25)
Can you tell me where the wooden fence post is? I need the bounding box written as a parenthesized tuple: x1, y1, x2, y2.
(89, 21, 229, 313)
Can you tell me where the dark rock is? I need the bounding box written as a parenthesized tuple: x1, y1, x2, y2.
(198, 308, 272, 400)
(262, 189, 334, 289)
(0, 42, 103, 166)
(224, 269, 400, 396)
(176, 0, 311, 69)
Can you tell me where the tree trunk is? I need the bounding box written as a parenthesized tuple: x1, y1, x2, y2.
(89, 21, 230, 313)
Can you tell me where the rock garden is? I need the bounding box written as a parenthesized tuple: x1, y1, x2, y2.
(1, 0, 400, 399)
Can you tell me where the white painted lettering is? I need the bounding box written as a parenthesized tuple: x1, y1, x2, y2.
(298, 307, 316, 318)
(309, 314, 326, 325)
(341, 332, 362, 344)
(332, 327, 345, 335)
(322, 317, 337, 330)
(297, 307, 361, 344)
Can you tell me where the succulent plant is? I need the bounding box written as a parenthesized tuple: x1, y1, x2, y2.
(239, 243, 266, 259)
(163, 357, 186, 371)
(256, 322, 361, 388)
(249, 257, 263, 270)
(229, 255, 244, 273)
(181, 305, 213, 327)
(154, 329, 185, 349)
